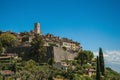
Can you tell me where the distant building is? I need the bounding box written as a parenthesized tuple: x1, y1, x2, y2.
(1, 22, 81, 51)
(0, 70, 14, 76)
(43, 34, 81, 52)
(84, 69, 96, 77)
(34, 22, 41, 34)
(2, 22, 81, 54)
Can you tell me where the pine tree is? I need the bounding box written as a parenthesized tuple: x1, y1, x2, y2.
(99, 48, 105, 76)
(96, 56, 101, 80)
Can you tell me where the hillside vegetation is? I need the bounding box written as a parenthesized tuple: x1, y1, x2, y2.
(0, 32, 120, 80)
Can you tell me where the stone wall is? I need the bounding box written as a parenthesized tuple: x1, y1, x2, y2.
(6, 46, 31, 60)
(6, 46, 77, 62)
(53, 47, 77, 62)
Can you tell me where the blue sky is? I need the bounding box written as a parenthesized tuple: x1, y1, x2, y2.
(0, 0, 120, 51)
(0, 0, 120, 72)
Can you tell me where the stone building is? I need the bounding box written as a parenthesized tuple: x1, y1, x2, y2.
(34, 22, 41, 34)
(1, 22, 82, 65)
(1, 22, 81, 52)
(43, 34, 81, 52)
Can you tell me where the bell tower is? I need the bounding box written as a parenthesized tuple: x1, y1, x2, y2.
(34, 22, 41, 34)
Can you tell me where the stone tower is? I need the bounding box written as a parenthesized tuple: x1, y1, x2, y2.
(34, 22, 41, 34)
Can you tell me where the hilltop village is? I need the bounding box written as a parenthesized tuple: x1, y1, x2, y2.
(0, 23, 120, 80)
(0, 23, 81, 62)
(0, 23, 81, 52)
(16, 23, 81, 52)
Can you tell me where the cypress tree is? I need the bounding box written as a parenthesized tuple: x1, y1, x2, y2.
(96, 56, 101, 80)
(99, 48, 105, 76)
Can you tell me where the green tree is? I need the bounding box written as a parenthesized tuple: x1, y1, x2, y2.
(0, 41, 3, 54)
(23, 59, 39, 71)
(83, 50, 94, 61)
(29, 34, 47, 63)
(21, 60, 52, 80)
(48, 58, 54, 66)
(75, 50, 94, 66)
(99, 48, 105, 76)
(83, 64, 92, 69)
(62, 46, 67, 51)
(49, 43, 58, 47)
(75, 51, 86, 66)
(96, 56, 101, 80)
(0, 33, 16, 47)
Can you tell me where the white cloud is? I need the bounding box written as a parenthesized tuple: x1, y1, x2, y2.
(93, 50, 120, 72)
(104, 50, 120, 64)
(94, 50, 120, 63)
(93, 51, 99, 57)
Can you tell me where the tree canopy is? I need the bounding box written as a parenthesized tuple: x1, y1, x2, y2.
(29, 34, 47, 63)
(0, 33, 16, 47)
(75, 50, 94, 66)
